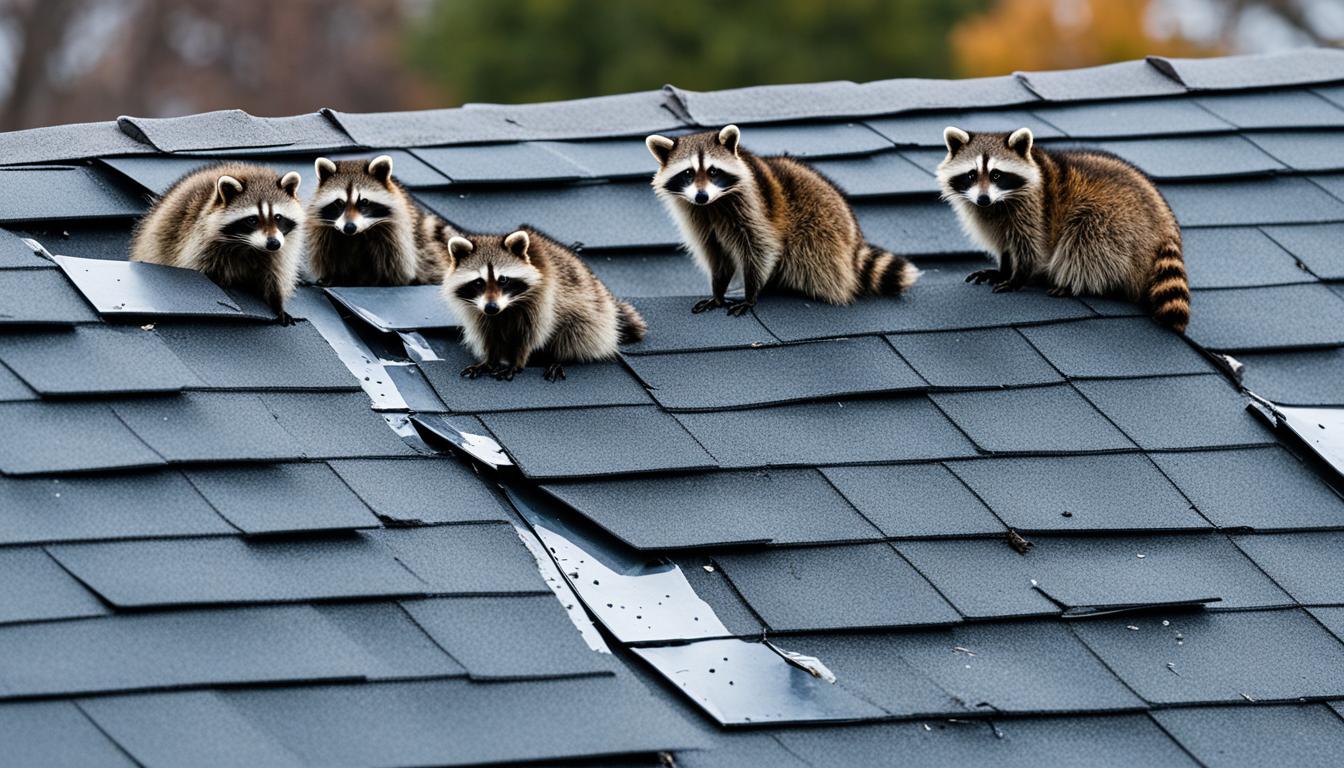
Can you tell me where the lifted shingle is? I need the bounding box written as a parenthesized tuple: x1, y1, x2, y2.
(54, 255, 274, 321)
(1150, 49, 1344, 91)
(324, 285, 458, 332)
(1017, 59, 1184, 101)
(328, 457, 512, 525)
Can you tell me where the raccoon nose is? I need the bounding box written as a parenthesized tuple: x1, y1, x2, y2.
(265, 237, 282, 251)
(694, 190, 709, 205)
(342, 222, 357, 235)
(483, 301, 500, 316)
(976, 194, 991, 207)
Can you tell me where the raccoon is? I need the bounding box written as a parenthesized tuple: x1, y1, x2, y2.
(130, 163, 303, 323)
(305, 155, 455, 286)
(937, 126, 1190, 332)
(442, 227, 646, 381)
(646, 124, 918, 315)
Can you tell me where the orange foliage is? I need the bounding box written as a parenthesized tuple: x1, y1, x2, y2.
(951, 0, 1226, 77)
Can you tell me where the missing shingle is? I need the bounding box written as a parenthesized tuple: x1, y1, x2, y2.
(411, 414, 512, 469)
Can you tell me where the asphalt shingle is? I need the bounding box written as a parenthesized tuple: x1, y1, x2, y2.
(413, 142, 589, 184)
(820, 463, 1007, 538)
(154, 321, 357, 390)
(1087, 135, 1283, 179)
(0, 548, 108, 624)
(1151, 49, 1344, 91)
(323, 285, 458, 332)
(1152, 446, 1344, 530)
(1162, 177, 1344, 226)
(258, 392, 418, 459)
(328, 457, 513, 525)
(1075, 376, 1273, 450)
(117, 110, 291, 152)
(370, 524, 550, 595)
(420, 345, 652, 412)
(1181, 227, 1312, 289)
(931, 385, 1135, 455)
(1262, 222, 1344, 281)
(810, 151, 936, 196)
(53, 255, 274, 320)
(1234, 532, 1344, 605)
(1030, 98, 1232, 138)
(0, 268, 99, 325)
(888, 327, 1062, 388)
(1239, 349, 1344, 406)
(1152, 704, 1344, 768)
(0, 228, 51, 268)
(866, 109, 1065, 146)
(622, 296, 779, 354)
(0, 166, 145, 223)
(184, 464, 380, 535)
(1195, 89, 1344, 129)
(1017, 59, 1184, 100)
(1019, 318, 1213, 378)
(0, 325, 202, 395)
(1186, 284, 1344, 351)
(0, 701, 136, 768)
(0, 401, 164, 475)
(111, 393, 303, 463)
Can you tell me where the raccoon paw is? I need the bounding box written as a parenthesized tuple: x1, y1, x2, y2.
(1046, 286, 1074, 298)
(966, 268, 1005, 286)
(492, 366, 519, 382)
(543, 364, 567, 382)
(275, 311, 296, 326)
(461, 362, 493, 379)
(991, 280, 1023, 294)
(725, 299, 756, 317)
(692, 296, 726, 313)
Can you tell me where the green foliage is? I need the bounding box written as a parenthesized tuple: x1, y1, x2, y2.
(406, 0, 989, 105)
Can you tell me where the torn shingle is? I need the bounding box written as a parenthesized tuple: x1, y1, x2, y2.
(625, 337, 925, 412)
(1181, 227, 1312, 289)
(675, 397, 978, 469)
(184, 464, 380, 535)
(0, 325, 202, 395)
(1018, 318, 1213, 378)
(1075, 376, 1274, 450)
(0, 268, 99, 326)
(946, 454, 1208, 533)
(0, 547, 108, 624)
(53, 255, 274, 321)
(328, 457, 512, 525)
(887, 327, 1061, 389)
(324, 285, 458, 332)
(0, 166, 145, 223)
(1152, 446, 1344, 530)
(931, 385, 1135, 455)
(0, 401, 165, 475)
(0, 701, 137, 768)
(714, 543, 959, 631)
(820, 463, 1006, 538)
(1017, 59, 1184, 100)
(542, 469, 883, 549)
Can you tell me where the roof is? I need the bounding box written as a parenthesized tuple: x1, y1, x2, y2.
(2, 49, 1344, 766)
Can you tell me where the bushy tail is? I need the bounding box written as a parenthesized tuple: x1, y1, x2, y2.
(856, 243, 919, 297)
(616, 301, 647, 344)
(1147, 238, 1190, 333)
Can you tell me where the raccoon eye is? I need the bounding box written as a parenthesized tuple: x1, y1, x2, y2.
(274, 214, 289, 226)
(356, 199, 370, 212)
(472, 278, 485, 289)
(245, 216, 259, 228)
(497, 275, 510, 286)
(707, 167, 719, 178)
(965, 170, 977, 182)
(990, 170, 1002, 182)
(682, 169, 694, 179)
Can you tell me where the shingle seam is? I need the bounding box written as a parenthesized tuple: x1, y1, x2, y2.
(69, 699, 146, 767)
(172, 470, 248, 536)
(1142, 710, 1210, 766)
(1225, 535, 1309, 612)
(812, 466, 904, 543)
(1061, 618, 1163, 708)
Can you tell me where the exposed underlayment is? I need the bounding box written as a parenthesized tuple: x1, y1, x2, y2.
(0, 50, 1343, 765)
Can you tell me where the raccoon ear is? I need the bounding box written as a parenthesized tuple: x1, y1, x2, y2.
(278, 171, 301, 198)
(504, 230, 531, 263)
(367, 155, 394, 184)
(214, 175, 244, 206)
(943, 126, 970, 155)
(645, 135, 674, 166)
(447, 236, 474, 260)
(314, 157, 337, 185)
(718, 124, 740, 156)
(1007, 127, 1034, 158)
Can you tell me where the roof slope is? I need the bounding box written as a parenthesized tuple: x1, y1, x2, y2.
(1, 49, 1344, 766)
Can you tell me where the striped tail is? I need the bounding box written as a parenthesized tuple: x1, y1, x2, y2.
(1147, 238, 1190, 333)
(856, 243, 919, 297)
(616, 301, 647, 344)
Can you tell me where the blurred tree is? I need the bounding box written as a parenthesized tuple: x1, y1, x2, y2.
(951, 0, 1226, 76)
(405, 0, 991, 105)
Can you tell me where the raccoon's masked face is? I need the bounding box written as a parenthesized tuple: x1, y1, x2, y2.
(646, 125, 749, 206)
(937, 127, 1039, 209)
(442, 232, 540, 318)
(312, 155, 399, 236)
(216, 172, 302, 252)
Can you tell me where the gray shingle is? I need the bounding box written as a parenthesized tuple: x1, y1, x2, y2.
(0, 166, 146, 223)
(856, 198, 977, 255)
(1240, 349, 1344, 406)
(866, 109, 1065, 146)
(0, 120, 153, 166)
(258, 391, 418, 459)
(329, 457, 512, 525)
(1019, 318, 1212, 378)
(184, 464, 380, 535)
(1311, 607, 1344, 641)
(0, 363, 34, 401)
(632, 638, 887, 725)
(0, 401, 164, 475)
(1152, 447, 1344, 529)
(117, 110, 292, 152)
(1309, 171, 1344, 202)
(1076, 376, 1274, 450)
(679, 732, 810, 768)
(79, 691, 305, 768)
(735, 121, 894, 157)
(112, 392, 303, 463)
(226, 675, 707, 765)
(622, 295, 779, 354)
(47, 534, 426, 607)
(821, 463, 1006, 538)
(542, 469, 882, 549)
(0, 268, 99, 325)
(626, 337, 924, 411)
(21, 223, 128, 262)
(402, 595, 614, 680)
(947, 454, 1208, 533)
(1153, 704, 1344, 768)
(0, 228, 51, 268)
(1262, 222, 1344, 280)
(53, 255, 274, 320)
(753, 285, 1094, 342)
(371, 524, 549, 595)
(1018, 59, 1184, 101)
(1247, 131, 1344, 172)
(418, 181, 679, 250)
(0, 325, 202, 395)
(897, 534, 1289, 619)
(1086, 135, 1283, 179)
(675, 397, 978, 469)
(584, 252, 706, 298)
(1188, 284, 1344, 351)
(314, 602, 466, 681)
(888, 327, 1062, 388)
(1030, 98, 1232, 139)
(715, 543, 958, 631)
(1182, 227, 1312, 289)
(154, 321, 356, 390)
(419, 346, 651, 412)
(1234, 532, 1344, 604)
(103, 150, 444, 196)
(0, 547, 107, 624)
(0, 701, 136, 768)
(1163, 177, 1344, 226)
(676, 556, 767, 637)
(1196, 89, 1344, 128)
(481, 405, 717, 479)
(0, 605, 375, 697)
(1151, 49, 1344, 91)
(810, 151, 936, 197)
(931, 385, 1135, 455)
(324, 285, 458, 331)
(1071, 609, 1344, 704)
(412, 142, 589, 184)
(0, 471, 231, 544)
(536, 138, 661, 179)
